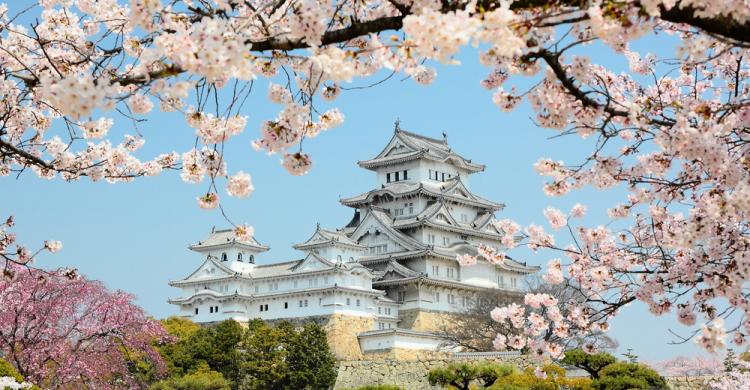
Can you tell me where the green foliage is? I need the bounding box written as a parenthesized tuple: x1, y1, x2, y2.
(161, 317, 202, 340)
(239, 319, 292, 390)
(0, 358, 24, 383)
(155, 318, 336, 390)
(148, 369, 231, 390)
(591, 362, 667, 390)
(159, 318, 243, 384)
(489, 364, 592, 390)
(240, 320, 337, 390)
(428, 362, 516, 390)
(285, 322, 337, 389)
(350, 386, 403, 390)
(560, 349, 617, 379)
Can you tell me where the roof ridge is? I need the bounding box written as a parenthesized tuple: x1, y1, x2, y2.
(254, 259, 304, 268)
(396, 128, 448, 145)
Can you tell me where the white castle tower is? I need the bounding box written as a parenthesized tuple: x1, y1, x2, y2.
(168, 124, 539, 359)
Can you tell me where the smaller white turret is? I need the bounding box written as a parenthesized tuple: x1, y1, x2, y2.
(293, 223, 367, 263)
(189, 228, 269, 273)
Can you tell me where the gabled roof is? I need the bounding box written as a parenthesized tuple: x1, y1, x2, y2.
(184, 256, 237, 279)
(293, 224, 366, 250)
(379, 260, 424, 280)
(189, 228, 269, 252)
(357, 126, 485, 173)
(351, 207, 427, 251)
(340, 178, 502, 211)
(290, 252, 337, 272)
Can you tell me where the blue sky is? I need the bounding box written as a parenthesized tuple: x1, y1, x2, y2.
(1, 4, 716, 362)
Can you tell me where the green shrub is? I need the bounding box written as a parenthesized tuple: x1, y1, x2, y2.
(560, 349, 617, 379)
(591, 362, 667, 390)
(429, 362, 516, 390)
(148, 369, 231, 390)
(489, 364, 592, 390)
(0, 358, 24, 383)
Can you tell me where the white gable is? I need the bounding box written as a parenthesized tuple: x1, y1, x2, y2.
(184, 257, 234, 281)
(292, 253, 334, 272)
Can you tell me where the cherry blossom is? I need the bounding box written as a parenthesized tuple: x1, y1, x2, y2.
(0, 0, 749, 361)
(0, 261, 168, 388)
(226, 171, 254, 198)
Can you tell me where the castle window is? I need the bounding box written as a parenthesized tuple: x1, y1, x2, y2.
(398, 291, 406, 302)
(299, 300, 303, 307)
(448, 294, 456, 304)
(434, 292, 440, 303)
(432, 265, 439, 276)
(386, 173, 391, 183)
(356, 299, 361, 307)
(293, 280, 298, 288)
(210, 307, 213, 313)
(221, 252, 228, 261)
(304, 300, 308, 307)
(395, 171, 400, 181)
(337, 255, 342, 262)
(346, 298, 351, 305)
(378, 307, 382, 314)
(284, 302, 288, 309)
(349, 257, 354, 262)
(249, 255, 255, 264)
(238, 253, 243, 261)
(441, 172, 446, 181)
(403, 170, 408, 180)
(195, 308, 199, 315)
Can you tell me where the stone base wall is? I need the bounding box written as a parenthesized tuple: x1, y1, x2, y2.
(398, 309, 457, 332)
(324, 314, 375, 360)
(334, 356, 536, 390)
(665, 376, 716, 390)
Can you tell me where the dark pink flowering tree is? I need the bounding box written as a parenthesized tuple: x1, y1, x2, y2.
(0, 0, 749, 358)
(0, 219, 168, 389)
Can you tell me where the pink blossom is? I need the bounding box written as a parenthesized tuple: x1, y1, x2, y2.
(226, 171, 254, 198)
(282, 152, 313, 176)
(197, 192, 220, 209)
(456, 254, 477, 267)
(543, 207, 567, 230)
(234, 224, 255, 242)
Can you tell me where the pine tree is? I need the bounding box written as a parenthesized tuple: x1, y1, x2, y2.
(285, 322, 337, 389)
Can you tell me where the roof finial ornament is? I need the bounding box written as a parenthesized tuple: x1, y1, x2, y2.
(394, 118, 401, 132)
(211, 225, 216, 233)
(442, 131, 448, 141)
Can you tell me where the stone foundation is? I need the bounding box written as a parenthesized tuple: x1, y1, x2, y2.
(398, 309, 457, 332)
(324, 314, 375, 360)
(334, 355, 536, 390)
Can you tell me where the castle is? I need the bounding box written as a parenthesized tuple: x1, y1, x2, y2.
(168, 125, 538, 359)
